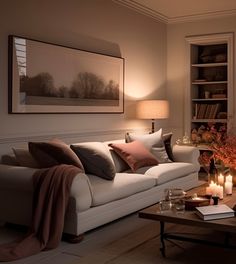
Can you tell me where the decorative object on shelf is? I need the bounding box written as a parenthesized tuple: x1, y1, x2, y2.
(136, 100, 169, 133)
(176, 132, 192, 145)
(204, 91, 210, 99)
(8, 35, 124, 114)
(217, 112, 227, 119)
(199, 44, 227, 63)
(191, 123, 227, 145)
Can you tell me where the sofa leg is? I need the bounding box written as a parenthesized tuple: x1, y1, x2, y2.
(62, 233, 84, 244)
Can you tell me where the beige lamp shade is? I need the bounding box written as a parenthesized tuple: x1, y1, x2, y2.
(136, 100, 169, 119)
(136, 100, 169, 133)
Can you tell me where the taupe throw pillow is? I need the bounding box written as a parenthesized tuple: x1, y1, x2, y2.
(70, 142, 116, 180)
(28, 138, 84, 170)
(13, 148, 40, 168)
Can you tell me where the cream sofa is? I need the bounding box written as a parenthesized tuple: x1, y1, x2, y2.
(0, 137, 200, 237)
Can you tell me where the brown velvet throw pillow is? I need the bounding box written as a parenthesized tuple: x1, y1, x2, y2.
(28, 139, 84, 170)
(108, 141, 158, 172)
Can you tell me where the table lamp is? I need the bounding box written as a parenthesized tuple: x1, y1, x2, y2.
(136, 100, 169, 133)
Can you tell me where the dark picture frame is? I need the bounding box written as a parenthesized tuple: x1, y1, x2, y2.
(8, 35, 124, 114)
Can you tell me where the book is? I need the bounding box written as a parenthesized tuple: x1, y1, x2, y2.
(195, 204, 235, 221)
(204, 104, 211, 119)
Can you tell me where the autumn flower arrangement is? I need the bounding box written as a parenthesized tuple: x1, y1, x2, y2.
(197, 123, 235, 172)
(210, 134, 236, 170)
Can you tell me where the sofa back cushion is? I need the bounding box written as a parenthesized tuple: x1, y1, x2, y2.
(108, 140, 158, 172)
(70, 142, 116, 180)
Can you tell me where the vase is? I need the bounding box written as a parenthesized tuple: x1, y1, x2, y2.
(208, 158, 217, 183)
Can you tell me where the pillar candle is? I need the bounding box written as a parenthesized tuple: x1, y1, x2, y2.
(218, 174, 224, 185)
(225, 181, 233, 195)
(206, 186, 212, 195)
(226, 175, 232, 182)
(209, 181, 217, 196)
(216, 185, 224, 199)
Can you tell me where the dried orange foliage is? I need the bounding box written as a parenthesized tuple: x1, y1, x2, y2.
(211, 135, 236, 170)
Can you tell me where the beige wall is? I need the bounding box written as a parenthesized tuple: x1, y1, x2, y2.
(167, 16, 236, 140)
(0, 0, 167, 145)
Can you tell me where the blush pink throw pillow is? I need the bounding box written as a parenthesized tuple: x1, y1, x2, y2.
(108, 141, 158, 172)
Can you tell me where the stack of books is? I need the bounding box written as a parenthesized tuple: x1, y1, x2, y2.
(196, 204, 235, 221)
(195, 103, 221, 119)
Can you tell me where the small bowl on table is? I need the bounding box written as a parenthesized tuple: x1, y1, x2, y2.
(185, 195, 211, 211)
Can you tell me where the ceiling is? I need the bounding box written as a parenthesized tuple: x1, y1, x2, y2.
(114, 0, 236, 23)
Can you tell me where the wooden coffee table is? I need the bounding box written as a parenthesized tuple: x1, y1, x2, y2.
(139, 184, 236, 257)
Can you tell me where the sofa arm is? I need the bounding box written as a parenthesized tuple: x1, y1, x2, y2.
(0, 164, 92, 211)
(172, 145, 200, 171)
(70, 172, 92, 212)
(0, 164, 37, 192)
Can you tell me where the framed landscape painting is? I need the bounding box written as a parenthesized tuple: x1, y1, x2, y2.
(8, 35, 124, 113)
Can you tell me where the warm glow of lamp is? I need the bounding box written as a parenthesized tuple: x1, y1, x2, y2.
(136, 100, 169, 133)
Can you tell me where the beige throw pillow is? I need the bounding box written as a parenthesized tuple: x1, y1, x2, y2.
(125, 129, 173, 163)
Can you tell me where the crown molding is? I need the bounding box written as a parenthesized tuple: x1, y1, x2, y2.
(168, 9, 236, 24)
(113, 0, 236, 24)
(113, 0, 168, 23)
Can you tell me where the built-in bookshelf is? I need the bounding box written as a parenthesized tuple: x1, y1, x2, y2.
(185, 33, 233, 145)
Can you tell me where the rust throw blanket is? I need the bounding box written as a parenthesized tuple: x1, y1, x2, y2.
(0, 164, 81, 262)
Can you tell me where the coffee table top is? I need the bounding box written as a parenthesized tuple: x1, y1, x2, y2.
(139, 184, 236, 233)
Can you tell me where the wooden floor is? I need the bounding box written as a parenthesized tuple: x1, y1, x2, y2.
(0, 174, 210, 264)
(0, 213, 153, 264)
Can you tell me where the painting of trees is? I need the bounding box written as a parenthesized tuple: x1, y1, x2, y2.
(10, 35, 124, 113)
(20, 71, 119, 102)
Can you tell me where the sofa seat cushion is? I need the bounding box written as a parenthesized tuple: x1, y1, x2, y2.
(88, 173, 156, 206)
(135, 162, 197, 185)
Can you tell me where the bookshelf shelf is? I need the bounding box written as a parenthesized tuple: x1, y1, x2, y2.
(186, 33, 233, 145)
(191, 119, 227, 123)
(192, 81, 227, 85)
(192, 98, 227, 102)
(192, 62, 227, 67)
